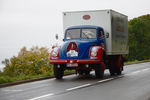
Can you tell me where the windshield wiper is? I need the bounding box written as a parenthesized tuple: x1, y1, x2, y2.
(82, 32, 89, 39)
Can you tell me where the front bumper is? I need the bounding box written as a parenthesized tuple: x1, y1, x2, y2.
(49, 59, 100, 64)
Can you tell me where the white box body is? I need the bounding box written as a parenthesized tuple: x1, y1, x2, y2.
(63, 9, 129, 55)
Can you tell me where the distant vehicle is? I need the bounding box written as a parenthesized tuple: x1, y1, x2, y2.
(49, 9, 129, 79)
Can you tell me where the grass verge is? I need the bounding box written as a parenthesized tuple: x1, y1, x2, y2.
(124, 59, 150, 65)
(0, 70, 75, 84)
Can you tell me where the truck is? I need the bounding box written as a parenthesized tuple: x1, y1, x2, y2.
(49, 9, 129, 79)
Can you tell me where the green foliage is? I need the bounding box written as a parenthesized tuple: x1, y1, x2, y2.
(0, 70, 75, 84)
(0, 76, 13, 84)
(1, 46, 53, 77)
(124, 59, 150, 65)
(64, 70, 75, 74)
(2, 58, 15, 77)
(0, 72, 52, 84)
(2, 59, 10, 66)
(124, 14, 150, 61)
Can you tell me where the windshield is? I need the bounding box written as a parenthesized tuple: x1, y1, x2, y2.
(66, 28, 96, 39)
(66, 29, 80, 39)
(81, 29, 96, 39)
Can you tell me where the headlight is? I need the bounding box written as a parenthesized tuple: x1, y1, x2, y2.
(91, 51, 97, 57)
(52, 52, 58, 57)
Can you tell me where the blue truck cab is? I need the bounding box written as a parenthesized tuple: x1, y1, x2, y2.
(50, 25, 107, 79)
(61, 25, 105, 60)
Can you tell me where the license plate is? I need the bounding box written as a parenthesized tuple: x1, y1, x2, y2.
(67, 63, 78, 67)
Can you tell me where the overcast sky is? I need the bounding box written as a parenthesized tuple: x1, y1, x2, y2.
(0, 0, 150, 67)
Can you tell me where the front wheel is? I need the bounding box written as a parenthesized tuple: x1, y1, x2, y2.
(95, 64, 104, 79)
(53, 64, 64, 79)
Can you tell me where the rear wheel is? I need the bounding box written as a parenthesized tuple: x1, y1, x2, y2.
(95, 64, 104, 79)
(116, 56, 123, 75)
(115, 67, 122, 75)
(53, 64, 64, 79)
(109, 64, 115, 75)
(109, 68, 115, 75)
(84, 70, 90, 75)
(78, 71, 83, 75)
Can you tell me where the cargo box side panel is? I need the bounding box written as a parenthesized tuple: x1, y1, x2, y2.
(63, 10, 112, 55)
(111, 11, 129, 55)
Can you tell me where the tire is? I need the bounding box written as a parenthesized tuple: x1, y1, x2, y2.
(95, 64, 104, 79)
(115, 67, 122, 75)
(109, 64, 115, 75)
(116, 56, 123, 75)
(78, 71, 83, 75)
(53, 64, 64, 79)
(109, 68, 115, 75)
(84, 70, 90, 75)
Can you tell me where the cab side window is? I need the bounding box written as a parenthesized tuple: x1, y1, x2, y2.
(99, 29, 103, 38)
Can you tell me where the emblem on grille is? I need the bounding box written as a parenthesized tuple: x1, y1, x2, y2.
(67, 42, 78, 57)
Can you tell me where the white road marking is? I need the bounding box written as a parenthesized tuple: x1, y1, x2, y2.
(67, 77, 115, 91)
(28, 93, 53, 100)
(132, 71, 140, 74)
(118, 75, 124, 78)
(66, 84, 91, 91)
(125, 68, 150, 76)
(142, 68, 149, 72)
(97, 78, 114, 83)
(125, 74, 130, 76)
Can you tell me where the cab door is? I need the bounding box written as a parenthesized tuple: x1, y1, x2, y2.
(99, 28, 105, 46)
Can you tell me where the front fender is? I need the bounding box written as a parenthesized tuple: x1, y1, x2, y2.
(49, 47, 61, 64)
(89, 46, 105, 63)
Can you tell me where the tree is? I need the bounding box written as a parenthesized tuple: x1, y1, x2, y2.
(0, 70, 2, 76)
(124, 14, 150, 61)
(2, 59, 10, 67)
(2, 46, 53, 77)
(2, 58, 16, 77)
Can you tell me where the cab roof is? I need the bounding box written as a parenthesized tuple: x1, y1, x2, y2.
(66, 25, 103, 30)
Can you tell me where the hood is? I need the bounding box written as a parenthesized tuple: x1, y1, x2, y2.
(59, 40, 97, 59)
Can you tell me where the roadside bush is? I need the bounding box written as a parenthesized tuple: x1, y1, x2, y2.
(0, 76, 13, 84)
(124, 14, 150, 61)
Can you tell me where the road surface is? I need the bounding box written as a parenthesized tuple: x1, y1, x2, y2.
(0, 62, 150, 100)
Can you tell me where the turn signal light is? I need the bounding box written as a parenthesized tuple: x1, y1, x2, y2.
(102, 43, 105, 48)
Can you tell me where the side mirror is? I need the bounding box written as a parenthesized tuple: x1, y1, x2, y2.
(106, 32, 109, 38)
(55, 34, 58, 40)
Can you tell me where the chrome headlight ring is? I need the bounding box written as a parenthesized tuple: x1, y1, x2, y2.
(91, 51, 97, 57)
(52, 52, 58, 57)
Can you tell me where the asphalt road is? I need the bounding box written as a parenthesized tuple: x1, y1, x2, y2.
(0, 62, 150, 100)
